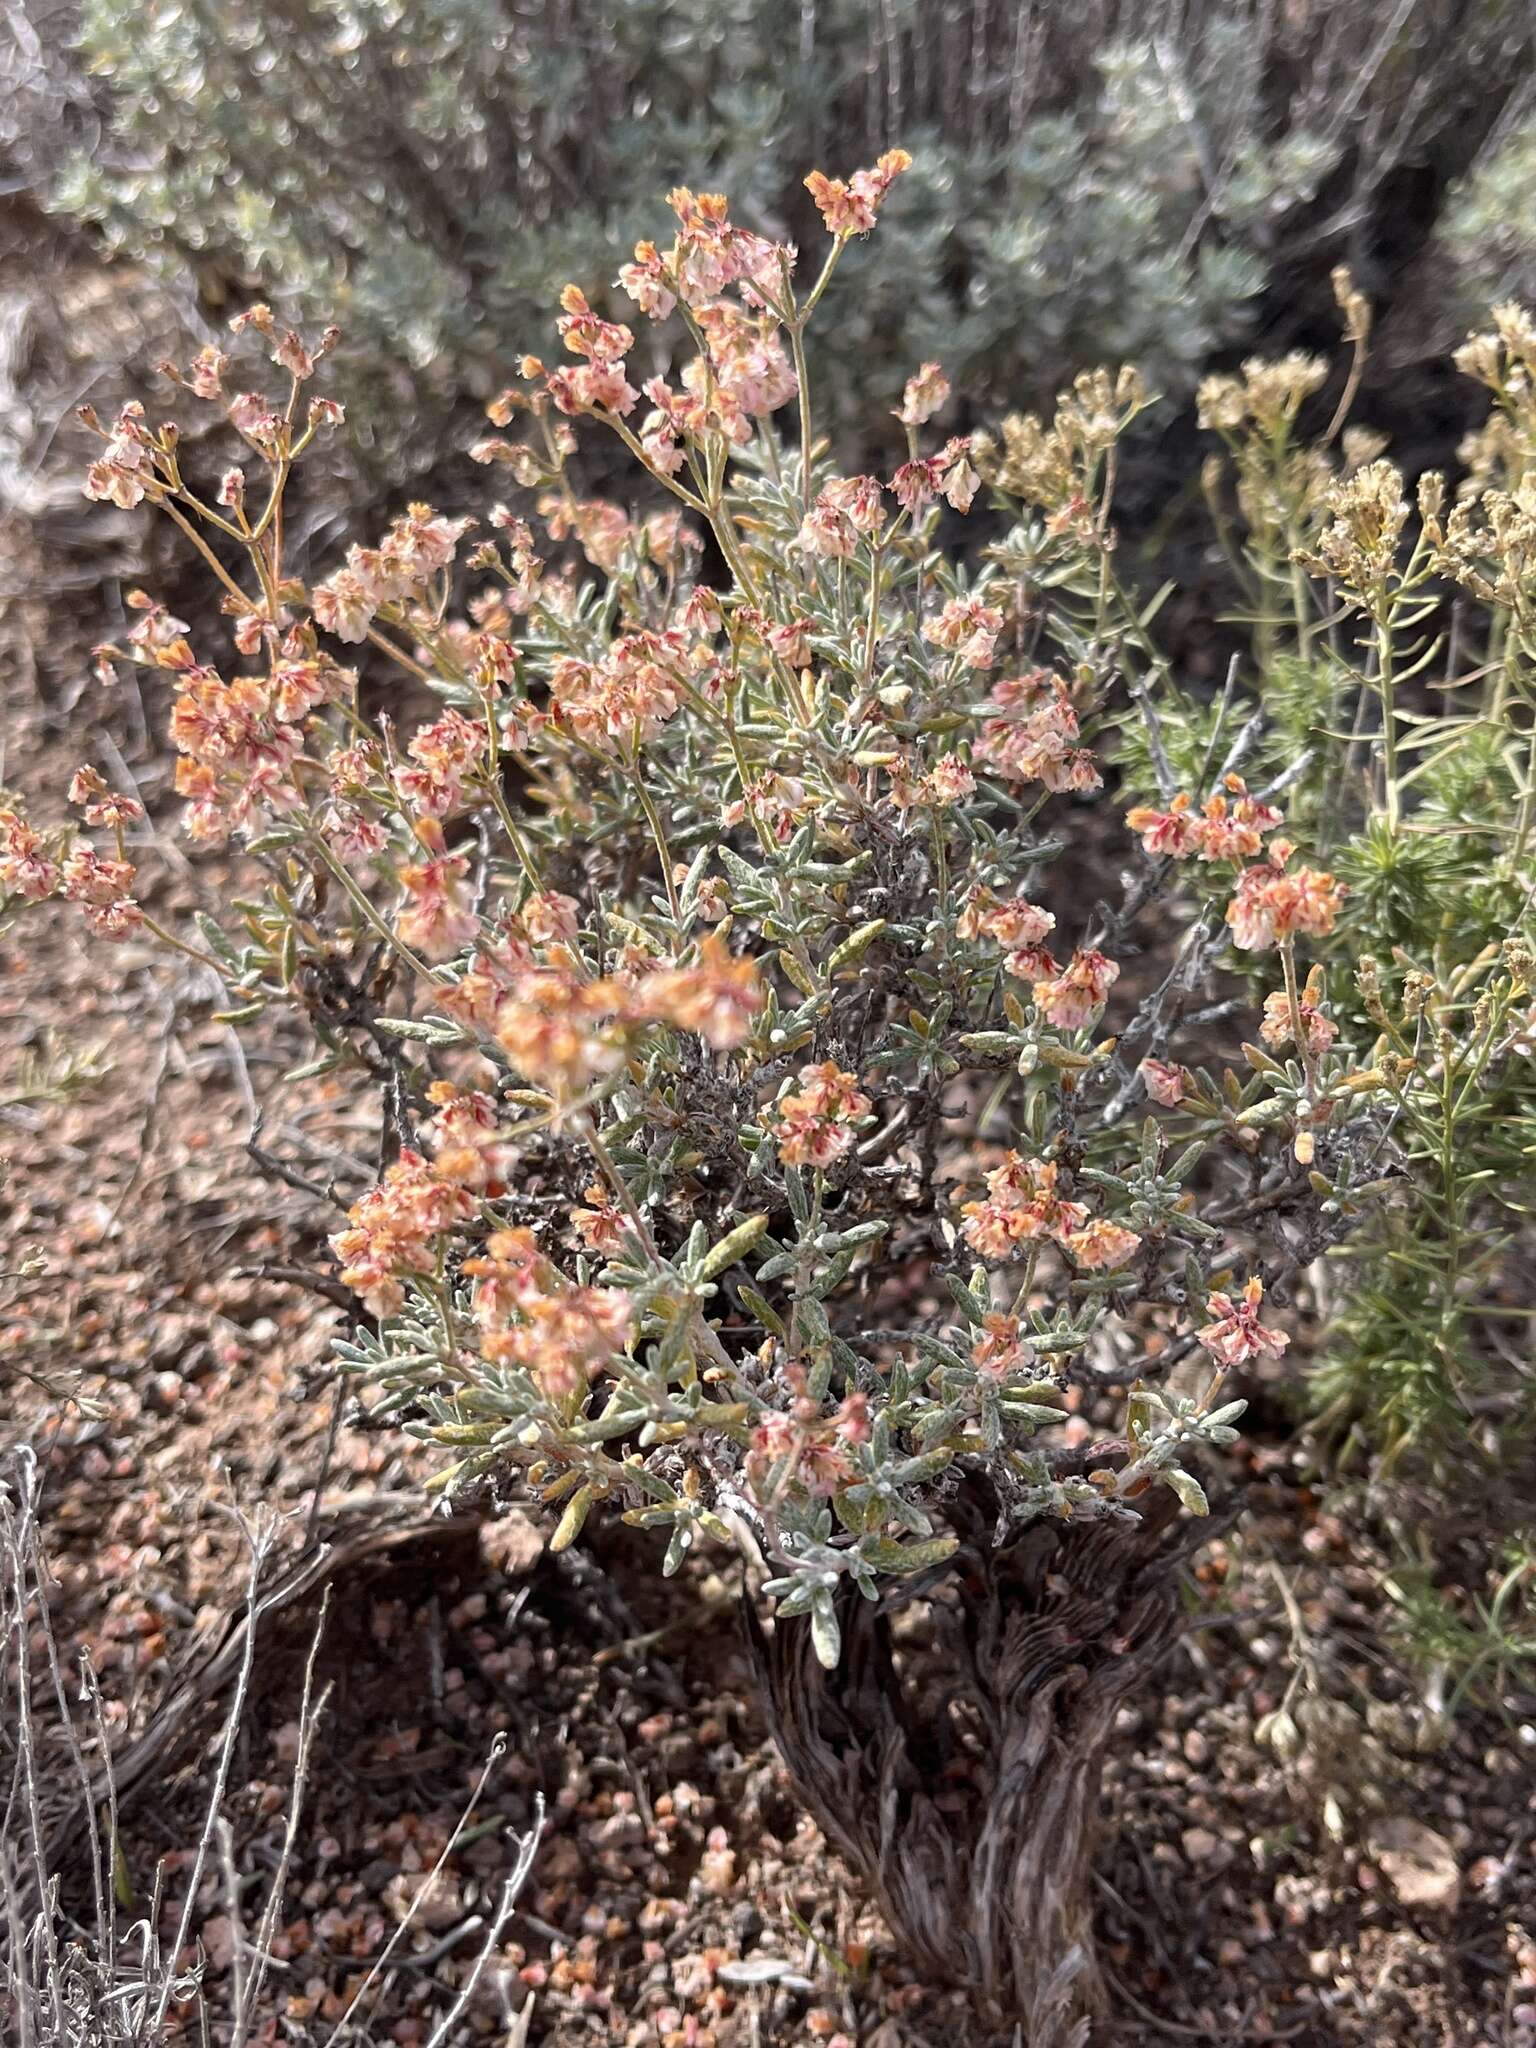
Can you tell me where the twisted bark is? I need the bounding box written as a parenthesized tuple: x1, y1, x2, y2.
(747, 1497, 1194, 2043)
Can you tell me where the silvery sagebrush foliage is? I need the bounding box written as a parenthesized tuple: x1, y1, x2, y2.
(4, 156, 1396, 1668)
(42, 0, 1536, 481)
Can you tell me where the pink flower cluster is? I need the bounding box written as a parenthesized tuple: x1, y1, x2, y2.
(1125, 777, 1283, 863)
(958, 889, 1118, 1029)
(958, 889, 1057, 980)
(1226, 845, 1343, 953)
(924, 595, 1004, 669)
(396, 819, 479, 961)
(549, 626, 717, 752)
(422, 1082, 519, 1194)
(464, 1227, 634, 1404)
(890, 439, 980, 515)
(1197, 1276, 1289, 1367)
(1126, 781, 1341, 957)
(771, 1062, 872, 1168)
(804, 150, 913, 237)
(387, 709, 485, 820)
(2, 777, 146, 940)
(1032, 948, 1120, 1031)
(622, 189, 783, 317)
(82, 400, 154, 509)
(311, 505, 473, 646)
(440, 926, 764, 1098)
(721, 771, 808, 844)
(330, 1149, 477, 1318)
(522, 184, 810, 450)
(545, 285, 640, 416)
(0, 807, 61, 903)
(975, 673, 1101, 793)
(960, 1153, 1086, 1258)
(747, 1366, 872, 1503)
(962, 1163, 1146, 1269)
(962, 1156, 1141, 1271)
(163, 623, 354, 843)
(533, 493, 696, 576)
(885, 750, 977, 811)
(796, 443, 979, 555)
(799, 475, 887, 558)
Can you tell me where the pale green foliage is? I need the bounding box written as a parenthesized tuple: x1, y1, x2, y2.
(49, 0, 1536, 478)
(1437, 112, 1536, 317)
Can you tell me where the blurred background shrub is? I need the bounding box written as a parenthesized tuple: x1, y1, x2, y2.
(21, 0, 1536, 491)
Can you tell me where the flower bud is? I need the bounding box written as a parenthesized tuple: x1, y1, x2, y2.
(1256, 1706, 1303, 1761)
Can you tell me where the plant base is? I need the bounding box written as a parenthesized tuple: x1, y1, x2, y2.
(747, 1498, 1192, 2043)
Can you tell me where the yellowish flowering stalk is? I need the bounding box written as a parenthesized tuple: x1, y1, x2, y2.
(990, 285, 1536, 1493)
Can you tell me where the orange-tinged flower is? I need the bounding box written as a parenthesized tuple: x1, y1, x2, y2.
(1194, 779, 1284, 863)
(422, 1082, 516, 1193)
(395, 710, 490, 820)
(1128, 778, 1284, 863)
(979, 894, 1055, 949)
(804, 150, 912, 236)
(1033, 948, 1119, 1030)
(396, 824, 478, 962)
(329, 1149, 476, 1319)
(1260, 970, 1338, 1055)
(960, 1154, 1088, 1260)
(1227, 853, 1343, 953)
(772, 1060, 871, 1168)
(545, 360, 639, 418)
(570, 1182, 628, 1257)
(1126, 791, 1201, 858)
(556, 284, 635, 366)
(1198, 1275, 1289, 1367)
(311, 506, 474, 645)
(494, 968, 627, 1099)
(635, 933, 764, 1050)
(522, 892, 581, 946)
(1060, 1220, 1143, 1271)
(615, 239, 676, 320)
(466, 1227, 632, 1403)
(971, 1312, 1036, 1381)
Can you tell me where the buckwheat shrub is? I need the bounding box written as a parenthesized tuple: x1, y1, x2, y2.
(35, 162, 1391, 2027)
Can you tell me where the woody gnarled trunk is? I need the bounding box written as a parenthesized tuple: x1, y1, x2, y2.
(746, 1493, 1196, 2045)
